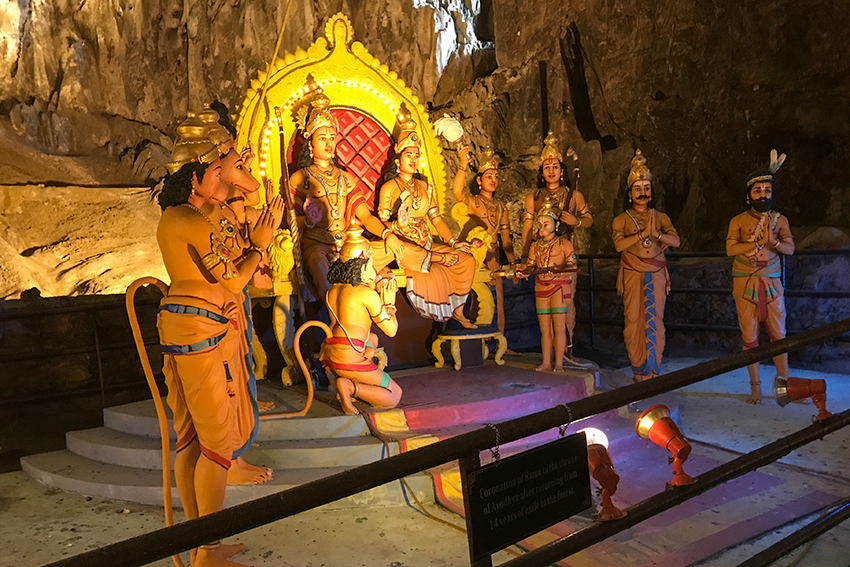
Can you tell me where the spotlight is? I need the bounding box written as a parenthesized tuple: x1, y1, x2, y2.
(579, 428, 626, 521)
(635, 404, 697, 487)
(773, 375, 833, 421)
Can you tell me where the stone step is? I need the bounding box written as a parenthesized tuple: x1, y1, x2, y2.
(21, 450, 434, 510)
(103, 398, 370, 441)
(66, 427, 393, 471)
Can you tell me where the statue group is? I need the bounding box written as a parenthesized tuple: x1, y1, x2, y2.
(145, 16, 795, 567)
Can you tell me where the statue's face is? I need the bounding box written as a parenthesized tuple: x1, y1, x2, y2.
(220, 148, 260, 206)
(749, 181, 774, 212)
(398, 147, 421, 176)
(542, 158, 561, 185)
(478, 169, 499, 193)
(359, 257, 376, 287)
(537, 215, 555, 238)
(630, 179, 652, 205)
(311, 126, 337, 161)
(195, 159, 227, 204)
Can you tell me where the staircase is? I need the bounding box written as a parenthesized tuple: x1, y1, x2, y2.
(21, 384, 435, 510)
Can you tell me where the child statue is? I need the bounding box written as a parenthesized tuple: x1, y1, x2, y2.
(518, 203, 577, 372)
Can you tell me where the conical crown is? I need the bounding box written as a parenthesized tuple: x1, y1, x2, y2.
(477, 146, 499, 174)
(167, 112, 219, 174)
(339, 223, 373, 263)
(540, 131, 563, 162)
(198, 103, 233, 150)
(627, 150, 653, 187)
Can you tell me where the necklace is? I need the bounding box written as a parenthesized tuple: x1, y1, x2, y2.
(396, 177, 420, 209)
(181, 203, 238, 279)
(535, 237, 557, 268)
(476, 193, 501, 232)
(308, 166, 344, 219)
(626, 209, 653, 248)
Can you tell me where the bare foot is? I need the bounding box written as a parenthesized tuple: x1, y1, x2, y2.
(433, 251, 459, 267)
(257, 400, 275, 412)
(220, 543, 246, 559)
(335, 377, 360, 415)
(452, 310, 478, 329)
(633, 374, 650, 383)
(535, 363, 551, 372)
(552, 366, 565, 374)
(227, 457, 273, 485)
(195, 545, 252, 567)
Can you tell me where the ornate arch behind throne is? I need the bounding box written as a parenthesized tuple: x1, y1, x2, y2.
(236, 13, 449, 213)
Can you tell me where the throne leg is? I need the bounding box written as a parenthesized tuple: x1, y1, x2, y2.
(432, 336, 447, 368)
(494, 333, 507, 366)
(451, 339, 462, 371)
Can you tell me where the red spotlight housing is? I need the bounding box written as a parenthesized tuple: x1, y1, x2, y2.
(586, 443, 627, 520)
(773, 375, 833, 421)
(635, 404, 697, 487)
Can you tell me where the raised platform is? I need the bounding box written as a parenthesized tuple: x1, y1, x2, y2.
(19, 359, 850, 567)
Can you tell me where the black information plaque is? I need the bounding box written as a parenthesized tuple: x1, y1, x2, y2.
(463, 432, 592, 562)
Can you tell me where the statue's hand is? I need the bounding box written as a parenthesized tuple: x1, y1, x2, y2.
(249, 201, 280, 249)
(266, 195, 285, 228)
(560, 210, 578, 226)
(458, 144, 470, 168)
(379, 282, 397, 306)
(386, 233, 405, 260)
(453, 240, 472, 253)
(241, 142, 255, 171)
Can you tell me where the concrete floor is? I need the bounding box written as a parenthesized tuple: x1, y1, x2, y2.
(2, 357, 848, 567)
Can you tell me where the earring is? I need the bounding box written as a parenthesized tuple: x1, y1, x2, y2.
(628, 196, 632, 203)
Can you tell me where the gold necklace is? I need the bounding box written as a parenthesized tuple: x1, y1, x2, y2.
(476, 193, 501, 231)
(535, 236, 557, 268)
(181, 203, 238, 279)
(396, 177, 420, 209)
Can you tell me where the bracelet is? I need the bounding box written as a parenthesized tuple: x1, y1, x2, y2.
(381, 227, 391, 240)
(576, 218, 582, 228)
(448, 237, 457, 247)
(459, 166, 467, 171)
(247, 244, 266, 260)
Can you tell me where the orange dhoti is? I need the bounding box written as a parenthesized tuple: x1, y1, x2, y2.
(400, 241, 475, 322)
(732, 257, 786, 348)
(157, 296, 254, 469)
(617, 252, 669, 376)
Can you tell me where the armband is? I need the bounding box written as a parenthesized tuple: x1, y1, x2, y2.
(499, 223, 510, 230)
(427, 206, 441, 220)
(523, 211, 535, 221)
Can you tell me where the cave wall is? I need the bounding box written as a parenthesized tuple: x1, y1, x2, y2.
(1, 0, 849, 250)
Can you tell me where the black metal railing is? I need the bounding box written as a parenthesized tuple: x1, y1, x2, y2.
(40, 317, 850, 567)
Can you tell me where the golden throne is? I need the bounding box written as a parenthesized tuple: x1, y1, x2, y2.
(236, 13, 499, 380)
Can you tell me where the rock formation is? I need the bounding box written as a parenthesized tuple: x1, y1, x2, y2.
(1, 0, 849, 298)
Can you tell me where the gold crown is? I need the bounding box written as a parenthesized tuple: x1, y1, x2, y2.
(339, 223, 373, 263)
(627, 149, 653, 187)
(294, 76, 338, 138)
(394, 107, 420, 155)
(477, 146, 499, 174)
(166, 112, 219, 174)
(540, 131, 563, 162)
(198, 103, 233, 151)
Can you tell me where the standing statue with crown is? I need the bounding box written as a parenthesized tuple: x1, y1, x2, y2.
(726, 150, 795, 405)
(288, 78, 405, 302)
(198, 103, 279, 487)
(521, 132, 592, 360)
(377, 110, 477, 328)
(307, 224, 404, 414)
(516, 202, 577, 373)
(155, 112, 283, 566)
(449, 142, 515, 334)
(612, 151, 680, 382)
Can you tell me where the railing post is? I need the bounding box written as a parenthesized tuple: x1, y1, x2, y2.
(459, 452, 492, 567)
(588, 258, 596, 348)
